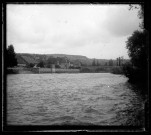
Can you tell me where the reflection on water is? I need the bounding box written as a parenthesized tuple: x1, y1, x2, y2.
(7, 73, 145, 126)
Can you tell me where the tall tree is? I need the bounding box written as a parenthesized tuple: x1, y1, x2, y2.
(122, 4, 148, 96)
(116, 58, 119, 66)
(92, 59, 96, 66)
(119, 57, 121, 66)
(124, 29, 148, 84)
(126, 30, 148, 69)
(96, 60, 99, 66)
(104, 62, 107, 66)
(7, 45, 18, 67)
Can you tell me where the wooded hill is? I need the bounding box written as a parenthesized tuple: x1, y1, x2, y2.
(16, 53, 129, 66)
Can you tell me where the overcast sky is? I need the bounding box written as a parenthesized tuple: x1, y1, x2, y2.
(7, 4, 142, 59)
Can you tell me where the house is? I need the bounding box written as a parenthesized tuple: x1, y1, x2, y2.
(16, 55, 38, 67)
(56, 57, 70, 69)
(69, 62, 74, 68)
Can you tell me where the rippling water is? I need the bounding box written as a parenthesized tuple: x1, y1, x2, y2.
(7, 73, 145, 126)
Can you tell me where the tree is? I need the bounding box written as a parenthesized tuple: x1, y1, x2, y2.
(125, 5, 148, 95)
(126, 30, 148, 69)
(7, 45, 18, 67)
(92, 59, 96, 66)
(116, 58, 119, 66)
(123, 29, 148, 84)
(46, 57, 56, 67)
(104, 62, 107, 66)
(96, 60, 99, 66)
(109, 59, 113, 66)
(120, 56, 124, 66)
(28, 63, 34, 68)
(37, 60, 45, 67)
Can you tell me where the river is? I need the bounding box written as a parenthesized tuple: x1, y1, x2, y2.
(7, 73, 145, 126)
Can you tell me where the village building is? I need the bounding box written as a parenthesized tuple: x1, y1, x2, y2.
(55, 57, 70, 69)
(72, 60, 82, 68)
(55, 57, 82, 69)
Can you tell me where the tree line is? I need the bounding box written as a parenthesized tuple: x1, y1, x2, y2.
(122, 4, 148, 95)
(92, 58, 123, 66)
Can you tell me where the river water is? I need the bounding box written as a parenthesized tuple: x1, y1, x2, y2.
(7, 73, 145, 126)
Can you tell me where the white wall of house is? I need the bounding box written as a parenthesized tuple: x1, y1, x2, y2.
(17, 64, 26, 67)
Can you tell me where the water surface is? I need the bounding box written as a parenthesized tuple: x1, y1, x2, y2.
(7, 73, 145, 125)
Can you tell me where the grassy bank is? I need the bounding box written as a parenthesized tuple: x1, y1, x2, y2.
(7, 67, 39, 74)
(111, 67, 123, 74)
(7, 66, 124, 74)
(80, 66, 123, 74)
(7, 68, 19, 74)
(7, 67, 80, 74)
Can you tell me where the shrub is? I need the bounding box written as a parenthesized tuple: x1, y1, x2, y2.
(111, 67, 123, 74)
(55, 65, 61, 68)
(95, 67, 105, 72)
(81, 68, 91, 73)
(28, 63, 35, 68)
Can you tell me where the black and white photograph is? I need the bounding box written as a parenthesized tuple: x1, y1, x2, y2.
(3, 3, 149, 132)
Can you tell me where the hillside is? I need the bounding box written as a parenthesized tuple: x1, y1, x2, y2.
(47, 54, 88, 60)
(17, 53, 129, 66)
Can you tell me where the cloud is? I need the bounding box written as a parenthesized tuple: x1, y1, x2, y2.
(7, 8, 47, 45)
(103, 5, 141, 37)
(6, 4, 140, 59)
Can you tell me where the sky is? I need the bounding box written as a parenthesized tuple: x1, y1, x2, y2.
(7, 4, 142, 59)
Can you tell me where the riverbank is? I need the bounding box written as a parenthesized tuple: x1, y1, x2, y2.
(80, 66, 123, 74)
(7, 67, 80, 74)
(7, 66, 124, 74)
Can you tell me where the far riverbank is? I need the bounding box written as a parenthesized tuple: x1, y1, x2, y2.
(7, 66, 123, 74)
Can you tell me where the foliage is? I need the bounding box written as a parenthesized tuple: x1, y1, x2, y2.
(95, 67, 106, 72)
(7, 68, 19, 74)
(126, 30, 148, 69)
(129, 4, 144, 29)
(7, 45, 18, 67)
(28, 63, 35, 68)
(46, 57, 56, 67)
(123, 29, 148, 87)
(96, 60, 99, 66)
(81, 68, 91, 73)
(69, 66, 75, 69)
(122, 5, 148, 96)
(37, 60, 45, 67)
(92, 59, 96, 66)
(109, 59, 113, 66)
(104, 62, 108, 66)
(55, 65, 60, 68)
(111, 67, 123, 74)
